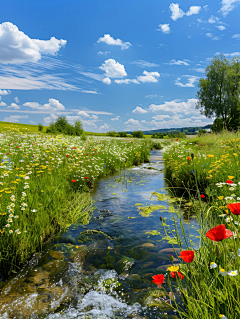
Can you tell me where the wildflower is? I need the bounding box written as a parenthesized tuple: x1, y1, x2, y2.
(9, 230, 13, 234)
(219, 214, 226, 217)
(228, 270, 238, 276)
(219, 267, 227, 276)
(206, 224, 233, 242)
(66, 154, 69, 157)
(187, 156, 191, 160)
(226, 180, 233, 184)
(225, 217, 233, 223)
(200, 194, 205, 199)
(210, 262, 217, 269)
(152, 274, 165, 285)
(228, 176, 234, 179)
(227, 203, 240, 215)
(218, 196, 224, 200)
(31, 209, 37, 212)
(85, 176, 88, 179)
(72, 179, 76, 182)
(219, 315, 228, 319)
(179, 250, 194, 263)
(167, 266, 179, 272)
(207, 154, 214, 158)
(225, 197, 233, 201)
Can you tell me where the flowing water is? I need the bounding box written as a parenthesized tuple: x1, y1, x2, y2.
(0, 150, 200, 319)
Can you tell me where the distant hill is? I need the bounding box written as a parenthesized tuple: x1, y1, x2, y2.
(127, 124, 212, 135)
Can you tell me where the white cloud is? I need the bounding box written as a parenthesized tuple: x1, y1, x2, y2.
(0, 101, 6, 106)
(158, 24, 171, 34)
(232, 34, 240, 39)
(222, 51, 240, 57)
(208, 15, 220, 23)
(97, 34, 132, 50)
(30, 120, 36, 124)
(152, 114, 171, 120)
(4, 115, 28, 122)
(145, 94, 158, 98)
(44, 113, 58, 124)
(99, 59, 127, 79)
(7, 102, 20, 109)
(0, 22, 66, 64)
(170, 3, 201, 21)
(216, 25, 226, 31)
(166, 59, 189, 66)
(97, 51, 110, 55)
(193, 68, 205, 73)
(219, 0, 240, 16)
(77, 111, 90, 117)
(14, 96, 19, 103)
(175, 75, 199, 87)
(203, 5, 209, 11)
(0, 89, 11, 95)
(24, 98, 65, 111)
(131, 60, 159, 68)
(114, 79, 140, 84)
(102, 77, 111, 85)
(137, 70, 160, 83)
(132, 106, 148, 114)
(124, 118, 140, 125)
(186, 6, 201, 16)
(206, 33, 213, 38)
(111, 116, 120, 121)
(169, 3, 184, 21)
(99, 123, 110, 130)
(149, 98, 199, 115)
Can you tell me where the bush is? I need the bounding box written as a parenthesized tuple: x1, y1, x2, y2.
(106, 131, 117, 137)
(118, 132, 127, 137)
(38, 123, 43, 132)
(46, 116, 85, 137)
(132, 130, 144, 138)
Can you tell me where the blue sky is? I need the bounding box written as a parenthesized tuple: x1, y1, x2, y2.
(0, 0, 240, 132)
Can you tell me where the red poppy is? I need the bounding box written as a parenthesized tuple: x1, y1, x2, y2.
(226, 180, 233, 184)
(200, 194, 205, 199)
(177, 272, 184, 280)
(152, 274, 165, 285)
(206, 224, 233, 242)
(16, 146, 19, 148)
(176, 138, 179, 141)
(7, 153, 9, 155)
(86, 154, 88, 156)
(187, 156, 191, 160)
(72, 179, 76, 182)
(179, 250, 194, 263)
(171, 272, 184, 279)
(66, 154, 69, 157)
(85, 176, 88, 179)
(170, 272, 176, 278)
(227, 203, 240, 215)
(72, 147, 76, 149)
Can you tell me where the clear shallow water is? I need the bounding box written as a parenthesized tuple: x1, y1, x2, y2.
(0, 150, 199, 319)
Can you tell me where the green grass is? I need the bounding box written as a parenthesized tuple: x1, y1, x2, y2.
(0, 132, 154, 279)
(158, 131, 240, 318)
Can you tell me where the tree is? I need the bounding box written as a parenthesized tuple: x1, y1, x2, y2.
(132, 130, 144, 138)
(196, 55, 240, 130)
(38, 123, 43, 132)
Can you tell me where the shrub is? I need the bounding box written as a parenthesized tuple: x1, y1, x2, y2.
(132, 130, 144, 138)
(38, 123, 43, 132)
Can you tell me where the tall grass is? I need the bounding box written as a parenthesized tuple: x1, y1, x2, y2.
(0, 133, 151, 278)
(159, 131, 240, 319)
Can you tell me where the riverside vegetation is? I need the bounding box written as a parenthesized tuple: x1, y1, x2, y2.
(0, 132, 163, 279)
(156, 131, 240, 319)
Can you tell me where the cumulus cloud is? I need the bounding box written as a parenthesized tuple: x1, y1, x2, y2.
(0, 22, 66, 64)
(102, 77, 111, 85)
(111, 116, 120, 121)
(77, 111, 90, 117)
(158, 24, 171, 34)
(175, 75, 199, 87)
(152, 114, 171, 120)
(24, 98, 65, 111)
(170, 3, 201, 21)
(216, 25, 226, 31)
(149, 98, 199, 115)
(219, 0, 240, 17)
(124, 118, 140, 125)
(166, 59, 189, 66)
(43, 113, 58, 124)
(97, 34, 132, 50)
(132, 106, 148, 114)
(97, 51, 110, 55)
(7, 102, 20, 109)
(4, 115, 28, 122)
(232, 34, 240, 39)
(208, 15, 220, 23)
(0, 101, 7, 106)
(137, 71, 160, 83)
(99, 59, 127, 79)
(145, 94, 158, 99)
(14, 96, 19, 103)
(0, 89, 11, 95)
(99, 123, 110, 130)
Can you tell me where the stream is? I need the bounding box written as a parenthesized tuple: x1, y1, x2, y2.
(0, 150, 200, 319)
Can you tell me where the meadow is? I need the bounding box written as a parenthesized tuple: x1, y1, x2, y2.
(0, 131, 156, 279)
(160, 131, 240, 319)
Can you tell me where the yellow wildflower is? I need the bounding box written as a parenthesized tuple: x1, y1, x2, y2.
(167, 265, 179, 272)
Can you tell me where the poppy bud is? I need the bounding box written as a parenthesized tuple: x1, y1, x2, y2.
(191, 153, 194, 160)
(160, 216, 162, 221)
(169, 255, 174, 262)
